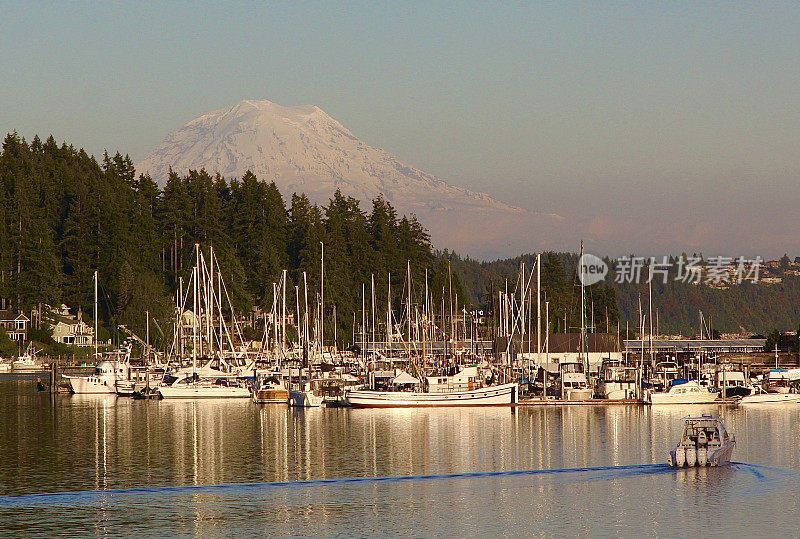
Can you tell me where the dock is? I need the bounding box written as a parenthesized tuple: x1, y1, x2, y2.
(517, 398, 740, 406)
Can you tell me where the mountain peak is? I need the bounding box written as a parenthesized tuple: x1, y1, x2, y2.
(136, 100, 561, 257)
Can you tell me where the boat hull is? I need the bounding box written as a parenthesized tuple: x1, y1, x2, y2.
(290, 390, 324, 407)
(566, 388, 594, 401)
(669, 441, 735, 467)
(253, 388, 290, 404)
(345, 382, 518, 408)
(739, 393, 800, 405)
(12, 363, 46, 373)
(650, 393, 719, 404)
(157, 385, 251, 399)
(65, 375, 117, 395)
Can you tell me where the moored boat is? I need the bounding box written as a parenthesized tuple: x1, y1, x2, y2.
(252, 372, 289, 404)
(648, 380, 718, 404)
(344, 381, 518, 407)
(738, 386, 800, 405)
(668, 414, 735, 467)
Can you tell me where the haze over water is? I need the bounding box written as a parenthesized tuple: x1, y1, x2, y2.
(1, 377, 798, 536)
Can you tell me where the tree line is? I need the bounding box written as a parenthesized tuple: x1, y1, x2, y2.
(0, 133, 437, 350)
(0, 132, 627, 355)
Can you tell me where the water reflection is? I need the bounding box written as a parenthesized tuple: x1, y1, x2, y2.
(4, 380, 800, 535)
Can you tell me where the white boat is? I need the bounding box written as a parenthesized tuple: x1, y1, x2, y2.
(765, 369, 791, 393)
(0, 360, 12, 372)
(598, 359, 637, 400)
(12, 344, 46, 372)
(156, 373, 251, 399)
(669, 414, 735, 467)
(738, 386, 800, 405)
(649, 361, 681, 391)
(559, 362, 593, 401)
(648, 380, 718, 404)
(290, 383, 325, 407)
(345, 381, 518, 407)
(65, 360, 132, 394)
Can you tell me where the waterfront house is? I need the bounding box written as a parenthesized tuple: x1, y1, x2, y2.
(0, 310, 29, 342)
(51, 309, 95, 346)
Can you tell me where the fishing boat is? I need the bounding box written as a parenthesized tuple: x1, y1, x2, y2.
(11, 344, 46, 372)
(668, 414, 735, 467)
(648, 380, 718, 404)
(344, 380, 518, 407)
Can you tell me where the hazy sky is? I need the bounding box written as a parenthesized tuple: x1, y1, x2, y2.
(2, 2, 799, 258)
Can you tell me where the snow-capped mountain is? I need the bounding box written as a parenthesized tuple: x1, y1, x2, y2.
(136, 99, 562, 257)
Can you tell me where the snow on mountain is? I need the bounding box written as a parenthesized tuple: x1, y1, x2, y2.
(136, 99, 563, 257)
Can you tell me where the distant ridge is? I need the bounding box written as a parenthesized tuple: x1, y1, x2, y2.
(136, 99, 562, 257)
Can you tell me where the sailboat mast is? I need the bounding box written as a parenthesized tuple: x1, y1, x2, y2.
(281, 269, 287, 359)
(536, 253, 541, 371)
(407, 261, 412, 347)
(580, 242, 586, 373)
(94, 270, 98, 360)
(320, 241, 324, 356)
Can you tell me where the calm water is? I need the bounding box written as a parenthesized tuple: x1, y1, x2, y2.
(1, 376, 799, 536)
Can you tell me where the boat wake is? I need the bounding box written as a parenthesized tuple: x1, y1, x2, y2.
(0, 462, 794, 507)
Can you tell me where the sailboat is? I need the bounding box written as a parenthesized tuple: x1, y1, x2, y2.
(157, 244, 250, 399)
(345, 263, 518, 407)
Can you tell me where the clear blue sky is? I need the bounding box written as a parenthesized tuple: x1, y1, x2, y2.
(2, 2, 799, 257)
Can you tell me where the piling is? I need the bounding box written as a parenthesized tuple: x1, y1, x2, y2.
(49, 361, 57, 393)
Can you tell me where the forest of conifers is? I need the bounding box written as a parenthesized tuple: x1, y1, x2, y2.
(9, 132, 791, 352)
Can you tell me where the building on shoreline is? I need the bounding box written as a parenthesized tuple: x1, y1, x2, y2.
(0, 310, 29, 342)
(50, 305, 95, 346)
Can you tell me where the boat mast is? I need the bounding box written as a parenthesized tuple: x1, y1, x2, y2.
(537, 253, 541, 374)
(371, 273, 376, 361)
(407, 261, 412, 352)
(319, 242, 325, 360)
(94, 269, 99, 360)
(387, 272, 392, 347)
(580, 241, 587, 374)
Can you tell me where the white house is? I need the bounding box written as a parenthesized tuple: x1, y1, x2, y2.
(51, 308, 95, 346)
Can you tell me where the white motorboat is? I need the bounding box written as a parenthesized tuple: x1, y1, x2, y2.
(669, 414, 735, 467)
(65, 360, 130, 394)
(598, 359, 637, 400)
(156, 373, 250, 399)
(65, 345, 135, 395)
(290, 384, 325, 407)
(765, 369, 791, 393)
(648, 380, 718, 404)
(738, 386, 800, 405)
(345, 381, 518, 407)
(559, 362, 593, 401)
(649, 361, 682, 391)
(0, 360, 12, 372)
